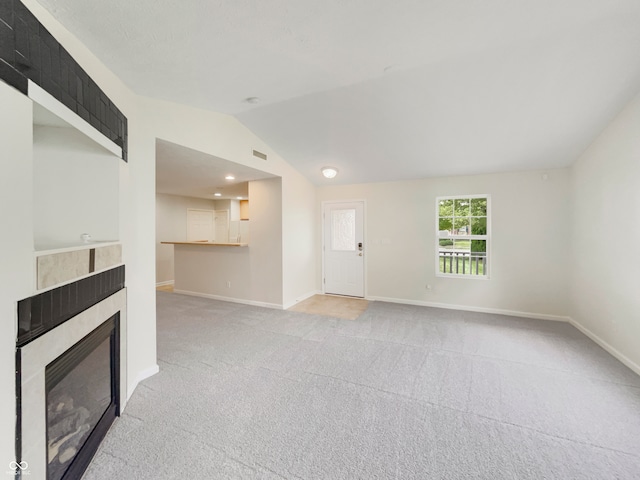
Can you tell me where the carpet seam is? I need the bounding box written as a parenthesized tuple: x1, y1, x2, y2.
(330, 332, 640, 389)
(301, 370, 640, 460)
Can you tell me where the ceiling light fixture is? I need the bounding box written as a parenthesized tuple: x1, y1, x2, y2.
(214, 193, 222, 197)
(321, 166, 338, 179)
(225, 175, 235, 180)
(237, 196, 243, 200)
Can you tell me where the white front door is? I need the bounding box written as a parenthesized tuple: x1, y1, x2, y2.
(323, 201, 365, 297)
(187, 209, 214, 241)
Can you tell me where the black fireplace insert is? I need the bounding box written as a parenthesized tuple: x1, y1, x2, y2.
(44, 314, 120, 480)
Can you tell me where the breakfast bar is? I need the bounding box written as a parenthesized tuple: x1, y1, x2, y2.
(160, 241, 253, 301)
(161, 241, 248, 247)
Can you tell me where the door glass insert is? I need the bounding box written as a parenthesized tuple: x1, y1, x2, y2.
(331, 208, 356, 251)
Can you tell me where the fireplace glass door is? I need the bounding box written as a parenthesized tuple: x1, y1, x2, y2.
(45, 315, 119, 480)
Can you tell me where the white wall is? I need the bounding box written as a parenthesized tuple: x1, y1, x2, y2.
(156, 193, 216, 284)
(0, 81, 35, 470)
(213, 199, 230, 213)
(570, 93, 640, 373)
(33, 126, 120, 250)
(2, 0, 318, 467)
(143, 96, 317, 306)
(249, 178, 283, 305)
(317, 168, 571, 319)
(23, 0, 159, 400)
(282, 173, 317, 307)
(213, 199, 240, 221)
(173, 178, 283, 306)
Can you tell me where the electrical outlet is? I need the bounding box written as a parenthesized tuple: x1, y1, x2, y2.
(426, 284, 432, 291)
(226, 281, 231, 288)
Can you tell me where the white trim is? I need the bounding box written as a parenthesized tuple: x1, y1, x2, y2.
(126, 364, 160, 402)
(135, 364, 160, 387)
(366, 295, 570, 322)
(436, 193, 490, 200)
(174, 289, 283, 310)
(282, 290, 322, 310)
(35, 240, 121, 256)
(28, 80, 123, 158)
(435, 273, 490, 280)
(568, 317, 640, 377)
(156, 280, 175, 287)
(436, 194, 491, 280)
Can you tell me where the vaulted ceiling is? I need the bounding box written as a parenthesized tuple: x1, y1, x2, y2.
(155, 139, 276, 199)
(36, 0, 640, 185)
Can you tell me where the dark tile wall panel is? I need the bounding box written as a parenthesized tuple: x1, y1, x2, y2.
(16, 265, 125, 347)
(0, 0, 128, 161)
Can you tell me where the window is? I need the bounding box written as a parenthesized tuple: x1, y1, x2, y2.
(437, 195, 490, 278)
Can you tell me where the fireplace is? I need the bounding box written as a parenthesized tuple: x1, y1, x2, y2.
(45, 315, 119, 480)
(16, 269, 127, 480)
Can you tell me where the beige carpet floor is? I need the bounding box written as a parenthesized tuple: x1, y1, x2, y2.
(82, 292, 640, 480)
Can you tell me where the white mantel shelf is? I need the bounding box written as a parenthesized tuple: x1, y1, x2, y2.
(162, 241, 248, 247)
(35, 241, 121, 257)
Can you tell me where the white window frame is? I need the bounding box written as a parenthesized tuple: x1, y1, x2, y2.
(435, 194, 491, 279)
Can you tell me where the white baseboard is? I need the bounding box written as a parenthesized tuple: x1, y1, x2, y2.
(282, 290, 322, 310)
(568, 317, 640, 377)
(366, 296, 570, 322)
(156, 280, 175, 287)
(126, 364, 160, 402)
(174, 289, 283, 310)
(137, 364, 160, 383)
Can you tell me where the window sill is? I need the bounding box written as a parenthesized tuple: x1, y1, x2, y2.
(436, 273, 490, 280)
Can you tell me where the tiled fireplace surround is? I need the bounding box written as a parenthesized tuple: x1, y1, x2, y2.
(1, 2, 130, 477)
(16, 249, 126, 480)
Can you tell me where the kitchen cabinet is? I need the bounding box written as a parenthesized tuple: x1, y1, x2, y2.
(240, 200, 249, 220)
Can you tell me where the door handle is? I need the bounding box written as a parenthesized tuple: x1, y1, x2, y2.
(358, 252, 363, 256)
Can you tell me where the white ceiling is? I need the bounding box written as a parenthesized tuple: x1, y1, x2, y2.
(156, 139, 276, 199)
(36, 0, 640, 185)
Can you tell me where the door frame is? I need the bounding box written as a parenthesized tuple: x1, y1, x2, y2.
(321, 200, 367, 298)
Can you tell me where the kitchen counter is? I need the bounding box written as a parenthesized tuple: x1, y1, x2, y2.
(161, 241, 248, 247)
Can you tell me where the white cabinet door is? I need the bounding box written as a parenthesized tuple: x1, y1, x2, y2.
(187, 209, 214, 242)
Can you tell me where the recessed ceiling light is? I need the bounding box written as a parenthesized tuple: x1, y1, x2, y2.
(321, 166, 338, 179)
(214, 193, 222, 197)
(245, 97, 260, 104)
(225, 175, 235, 180)
(237, 196, 243, 200)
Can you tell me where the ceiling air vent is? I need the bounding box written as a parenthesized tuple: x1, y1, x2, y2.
(252, 149, 267, 161)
